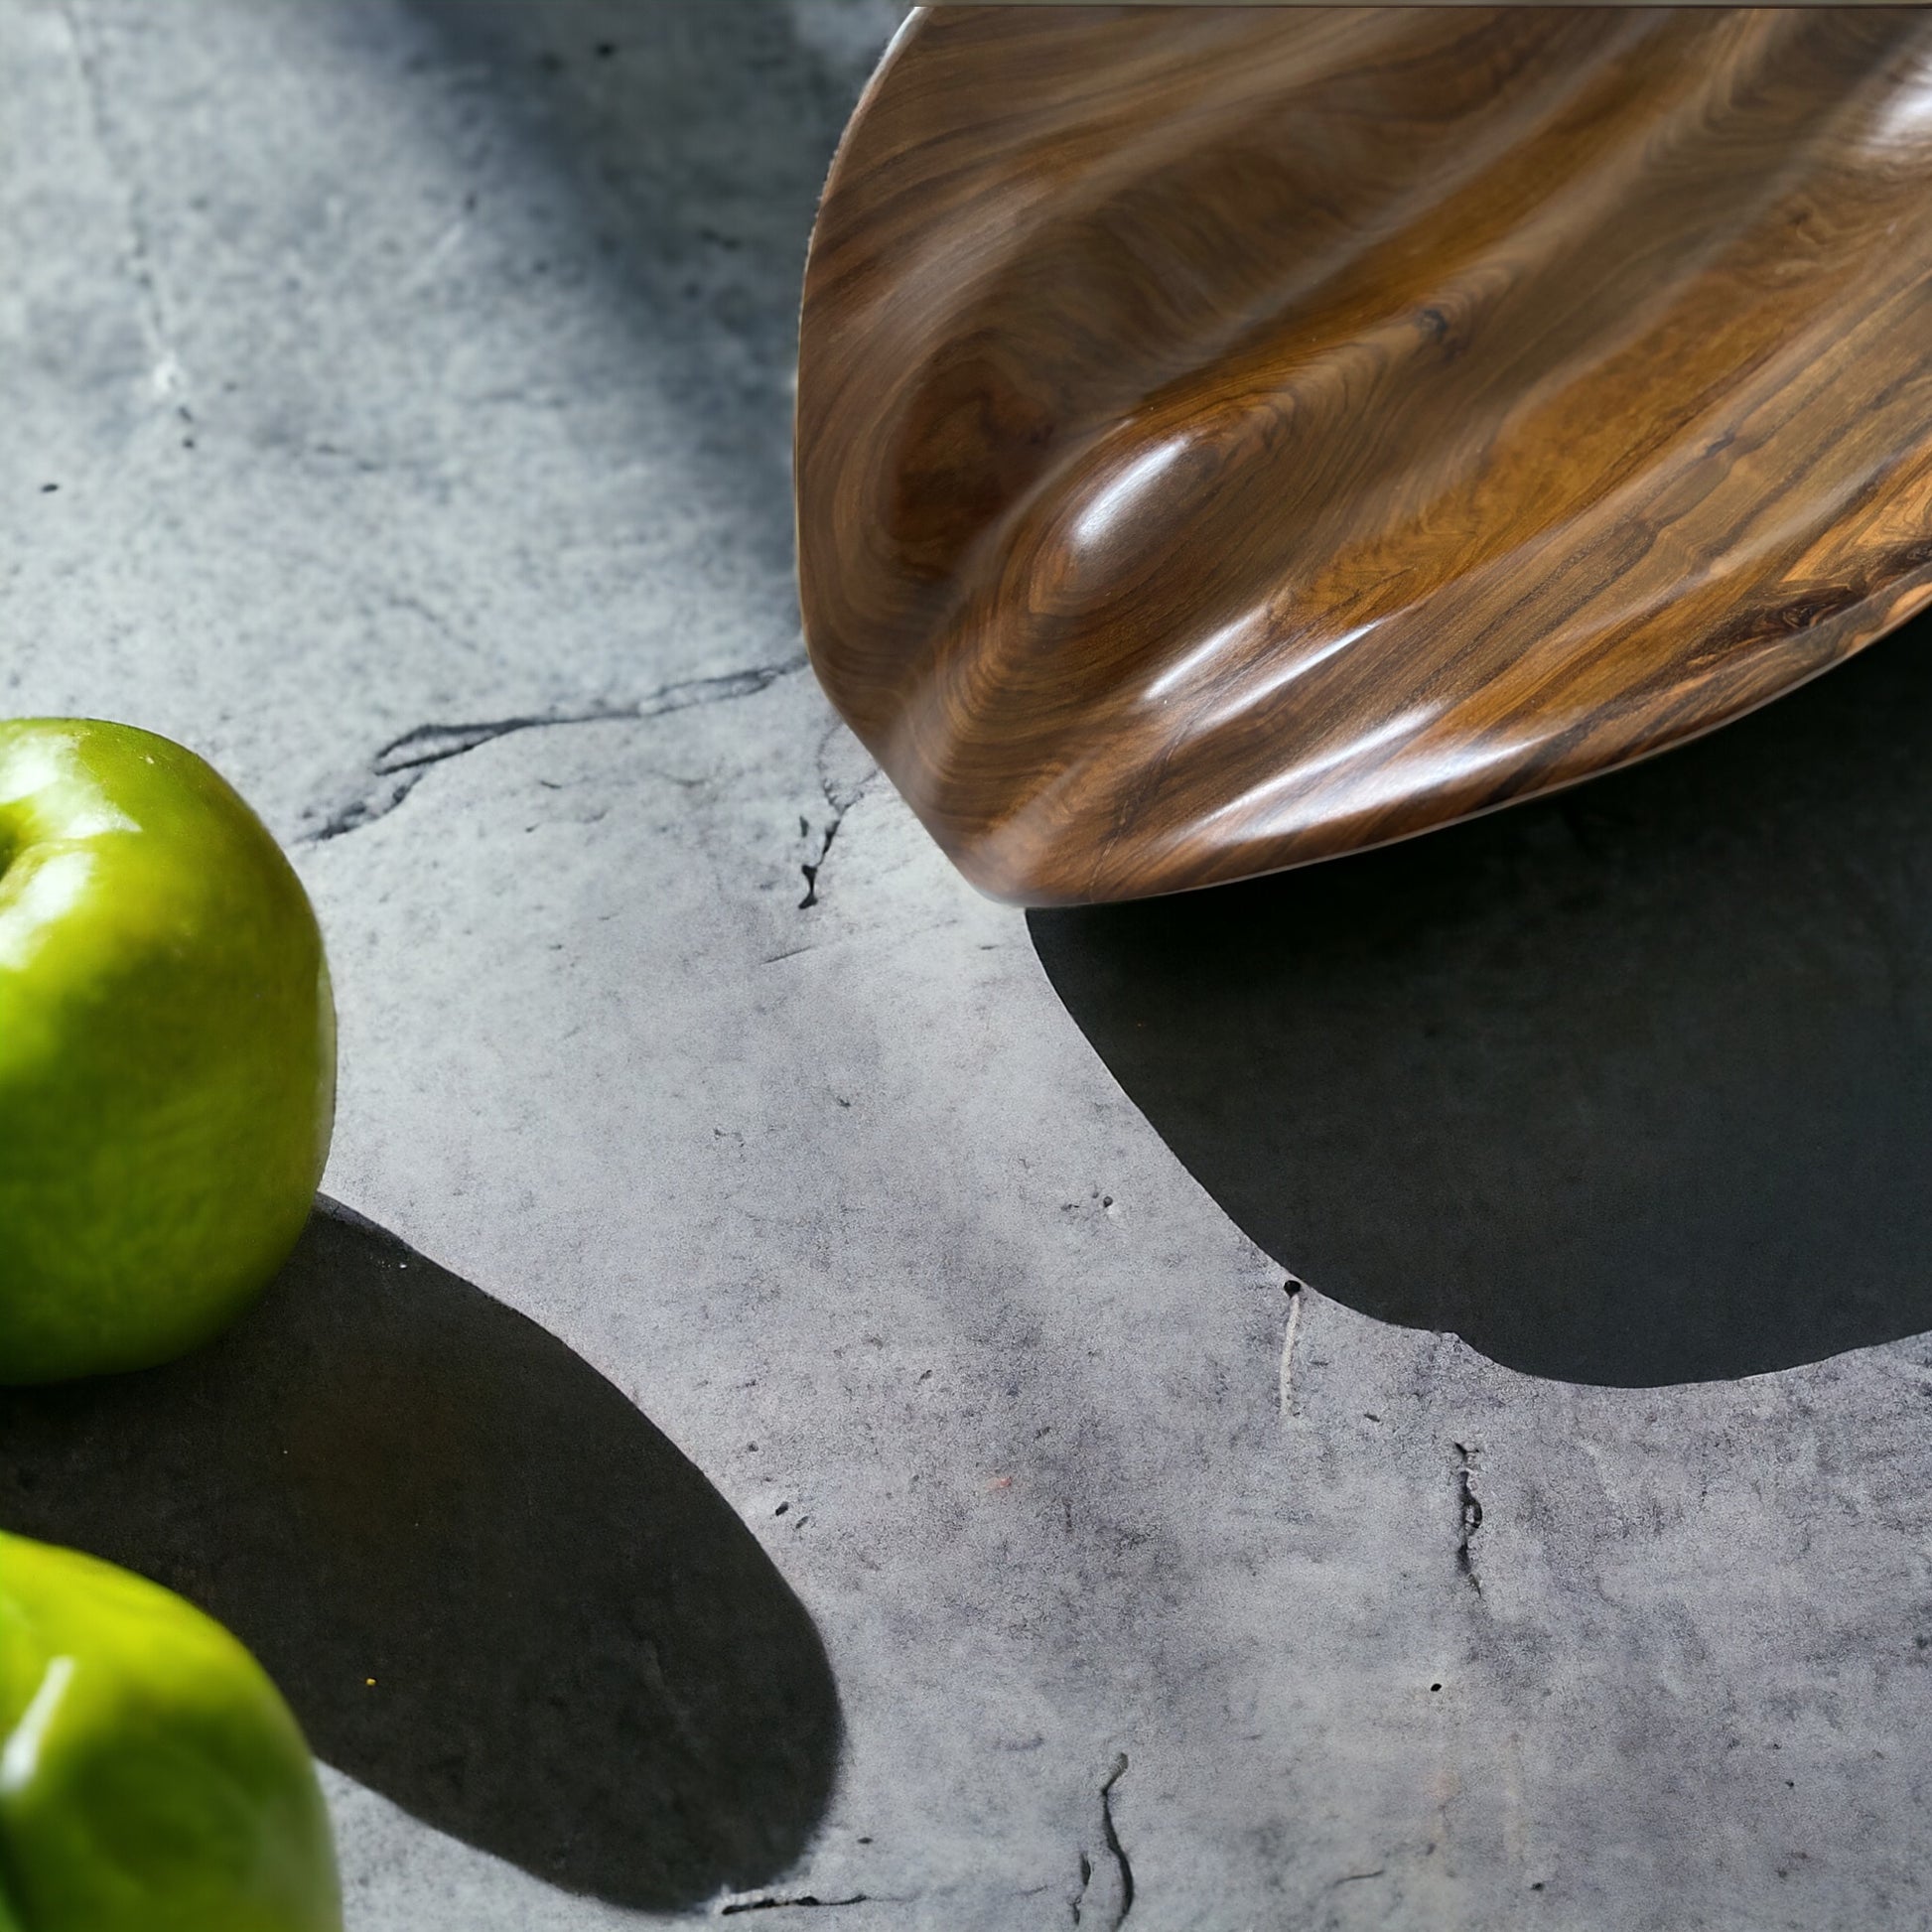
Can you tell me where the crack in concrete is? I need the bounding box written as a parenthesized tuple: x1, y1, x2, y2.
(62, 0, 189, 413)
(1099, 1754, 1135, 1929)
(798, 733, 881, 909)
(718, 1893, 874, 1915)
(1278, 1277, 1307, 1418)
(795, 812, 843, 909)
(303, 653, 808, 843)
(1454, 1443, 1484, 1593)
(1072, 1754, 1134, 1929)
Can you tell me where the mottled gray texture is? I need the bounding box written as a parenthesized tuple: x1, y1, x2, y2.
(5, 2, 1931, 1926)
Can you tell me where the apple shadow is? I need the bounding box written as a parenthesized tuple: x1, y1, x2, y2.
(0, 1198, 842, 1910)
(1031, 611, 1932, 1388)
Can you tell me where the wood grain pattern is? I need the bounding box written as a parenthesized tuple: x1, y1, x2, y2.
(794, 6, 1932, 904)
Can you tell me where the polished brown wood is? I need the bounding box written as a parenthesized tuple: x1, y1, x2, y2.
(795, 6, 1932, 904)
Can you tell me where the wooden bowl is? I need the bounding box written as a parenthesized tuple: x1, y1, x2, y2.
(795, 6, 1932, 904)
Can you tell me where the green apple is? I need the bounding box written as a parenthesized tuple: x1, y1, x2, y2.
(0, 1530, 342, 1932)
(0, 719, 334, 1383)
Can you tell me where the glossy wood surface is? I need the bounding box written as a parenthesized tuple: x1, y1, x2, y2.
(795, 6, 1932, 904)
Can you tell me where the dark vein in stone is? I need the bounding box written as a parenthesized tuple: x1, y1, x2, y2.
(303, 654, 807, 843)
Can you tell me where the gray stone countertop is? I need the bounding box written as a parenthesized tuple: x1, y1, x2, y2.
(6, 3, 1930, 1928)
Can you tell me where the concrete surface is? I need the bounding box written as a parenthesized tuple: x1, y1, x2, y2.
(6, 2, 1932, 1927)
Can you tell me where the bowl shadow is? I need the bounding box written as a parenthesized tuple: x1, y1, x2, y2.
(1031, 614, 1932, 1388)
(0, 1198, 842, 1910)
